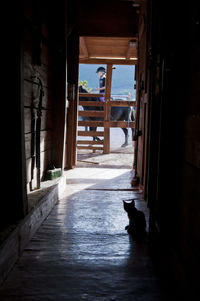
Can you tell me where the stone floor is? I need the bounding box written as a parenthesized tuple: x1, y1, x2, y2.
(27, 128, 134, 211)
(0, 167, 168, 300)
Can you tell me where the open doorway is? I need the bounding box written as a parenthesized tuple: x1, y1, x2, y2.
(77, 62, 136, 169)
(76, 36, 137, 170)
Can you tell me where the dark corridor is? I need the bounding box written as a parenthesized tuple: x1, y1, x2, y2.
(0, 0, 200, 300)
(0, 168, 167, 301)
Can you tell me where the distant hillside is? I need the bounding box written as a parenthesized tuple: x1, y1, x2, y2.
(79, 64, 136, 99)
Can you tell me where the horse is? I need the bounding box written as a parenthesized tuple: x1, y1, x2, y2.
(110, 103, 135, 147)
(78, 85, 135, 147)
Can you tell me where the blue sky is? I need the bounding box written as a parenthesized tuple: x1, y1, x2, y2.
(79, 64, 136, 98)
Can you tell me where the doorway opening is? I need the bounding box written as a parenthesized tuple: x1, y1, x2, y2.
(77, 36, 137, 170)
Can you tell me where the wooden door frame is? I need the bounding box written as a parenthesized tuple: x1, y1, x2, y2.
(77, 60, 136, 155)
(66, 35, 137, 168)
(65, 30, 79, 169)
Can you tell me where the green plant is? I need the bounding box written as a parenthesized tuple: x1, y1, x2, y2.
(79, 80, 92, 92)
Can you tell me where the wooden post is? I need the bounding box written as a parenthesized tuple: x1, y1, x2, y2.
(71, 34, 79, 166)
(65, 30, 79, 169)
(104, 64, 113, 154)
(51, 2, 67, 171)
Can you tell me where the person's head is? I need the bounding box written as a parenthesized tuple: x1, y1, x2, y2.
(96, 66, 106, 78)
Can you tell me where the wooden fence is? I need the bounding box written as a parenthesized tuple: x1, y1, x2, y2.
(77, 63, 135, 153)
(77, 93, 136, 153)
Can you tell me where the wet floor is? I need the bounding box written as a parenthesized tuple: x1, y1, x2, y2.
(0, 168, 165, 300)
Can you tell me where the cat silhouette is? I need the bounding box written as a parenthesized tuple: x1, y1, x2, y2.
(123, 199, 146, 238)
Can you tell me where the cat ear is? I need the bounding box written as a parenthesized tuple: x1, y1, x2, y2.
(131, 199, 135, 206)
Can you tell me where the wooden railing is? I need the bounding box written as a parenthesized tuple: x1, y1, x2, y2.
(78, 63, 135, 153)
(77, 92, 135, 153)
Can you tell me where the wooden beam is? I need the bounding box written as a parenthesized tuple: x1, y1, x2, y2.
(77, 140, 104, 145)
(78, 131, 104, 137)
(77, 146, 103, 151)
(79, 101, 105, 107)
(51, 1, 68, 171)
(110, 100, 136, 106)
(79, 37, 89, 58)
(126, 45, 132, 60)
(79, 100, 135, 106)
(79, 111, 104, 117)
(104, 64, 113, 153)
(78, 120, 104, 127)
(79, 58, 137, 65)
(126, 39, 137, 59)
(79, 93, 104, 98)
(104, 121, 135, 128)
(65, 31, 79, 169)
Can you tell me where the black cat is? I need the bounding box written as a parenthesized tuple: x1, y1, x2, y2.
(123, 199, 146, 238)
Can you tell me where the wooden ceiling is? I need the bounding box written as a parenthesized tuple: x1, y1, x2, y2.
(77, 0, 139, 37)
(79, 36, 137, 64)
(77, 0, 142, 64)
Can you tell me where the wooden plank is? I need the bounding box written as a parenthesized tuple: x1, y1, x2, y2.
(24, 107, 52, 134)
(78, 121, 104, 127)
(50, 24, 67, 170)
(84, 37, 137, 59)
(126, 44, 132, 60)
(40, 149, 52, 181)
(65, 31, 79, 169)
(25, 130, 52, 159)
(84, 36, 136, 44)
(79, 58, 137, 65)
(78, 131, 104, 137)
(24, 80, 52, 109)
(77, 146, 103, 150)
(84, 36, 137, 44)
(79, 110, 105, 117)
(104, 64, 113, 154)
(80, 100, 135, 107)
(77, 140, 104, 145)
(79, 93, 104, 98)
(79, 37, 89, 58)
(126, 40, 137, 59)
(24, 53, 52, 88)
(104, 121, 135, 128)
(26, 149, 52, 185)
(79, 101, 105, 107)
(110, 100, 136, 106)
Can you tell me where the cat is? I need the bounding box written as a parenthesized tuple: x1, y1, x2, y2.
(123, 199, 146, 238)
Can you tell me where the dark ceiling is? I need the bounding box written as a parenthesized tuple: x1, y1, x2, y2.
(77, 0, 140, 37)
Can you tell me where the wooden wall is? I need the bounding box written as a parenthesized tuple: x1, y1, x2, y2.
(175, 4, 200, 295)
(145, 0, 200, 297)
(135, 1, 148, 190)
(23, 0, 67, 193)
(23, 11, 53, 192)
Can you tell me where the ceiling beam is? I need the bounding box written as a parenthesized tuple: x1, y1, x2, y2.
(126, 45, 133, 59)
(126, 39, 137, 59)
(80, 37, 89, 58)
(79, 58, 137, 65)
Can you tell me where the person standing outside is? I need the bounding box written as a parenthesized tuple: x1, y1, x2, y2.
(95, 66, 106, 102)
